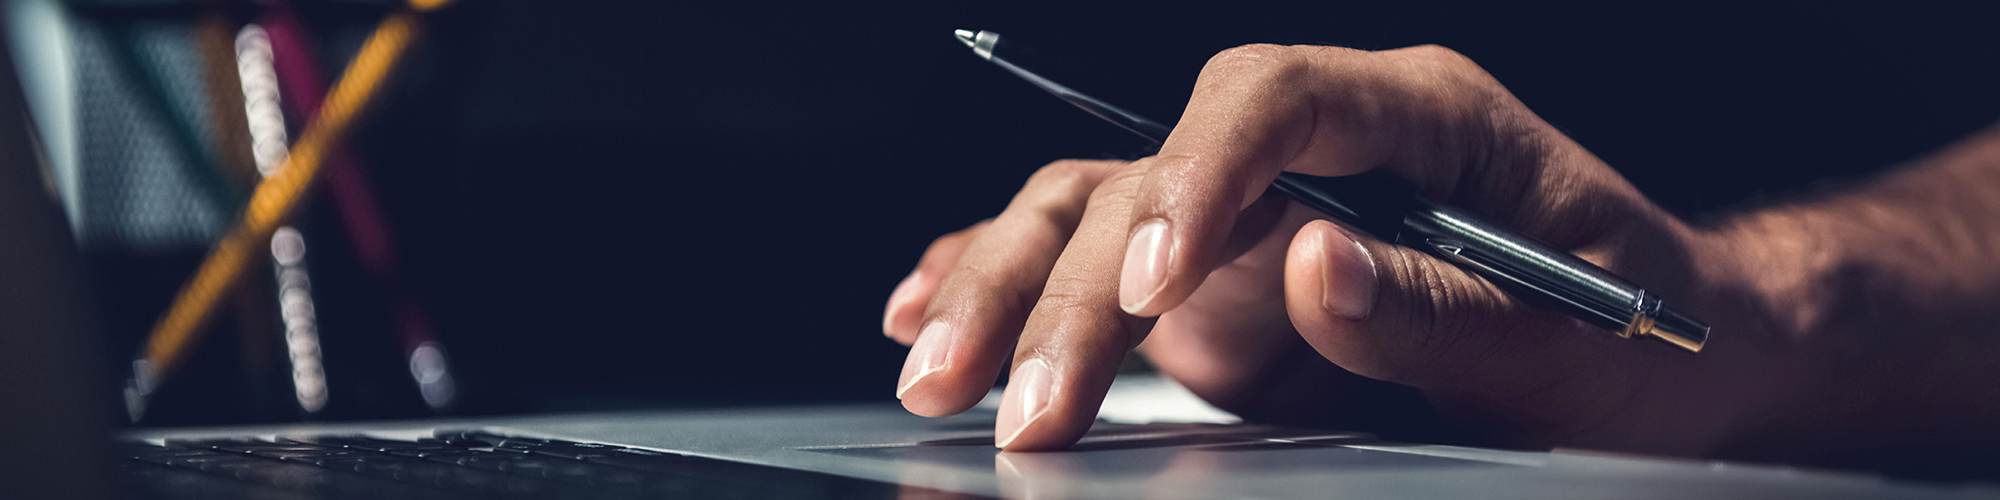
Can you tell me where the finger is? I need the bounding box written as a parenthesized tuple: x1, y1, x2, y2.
(884, 220, 988, 344)
(1135, 191, 1301, 405)
(1282, 220, 1675, 448)
(995, 161, 1158, 451)
(1118, 44, 1543, 318)
(897, 160, 1124, 417)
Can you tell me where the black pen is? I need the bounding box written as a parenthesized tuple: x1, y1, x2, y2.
(955, 29, 1710, 352)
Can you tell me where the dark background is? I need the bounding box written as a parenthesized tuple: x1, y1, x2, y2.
(101, 0, 2000, 422)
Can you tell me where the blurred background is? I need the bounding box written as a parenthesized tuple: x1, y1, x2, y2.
(15, 0, 2000, 426)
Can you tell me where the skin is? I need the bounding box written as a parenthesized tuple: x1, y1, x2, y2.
(882, 43, 2000, 460)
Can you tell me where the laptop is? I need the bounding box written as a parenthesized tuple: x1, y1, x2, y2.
(0, 12, 1993, 500)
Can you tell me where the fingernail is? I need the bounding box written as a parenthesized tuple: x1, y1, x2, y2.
(883, 270, 923, 336)
(994, 358, 1055, 449)
(1317, 224, 1377, 321)
(896, 322, 950, 399)
(1119, 220, 1171, 314)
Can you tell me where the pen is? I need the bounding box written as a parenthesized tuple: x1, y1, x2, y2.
(955, 29, 1710, 353)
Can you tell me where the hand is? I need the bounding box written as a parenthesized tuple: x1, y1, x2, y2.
(884, 43, 1791, 454)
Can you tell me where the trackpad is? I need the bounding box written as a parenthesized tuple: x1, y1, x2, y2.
(796, 422, 1514, 475)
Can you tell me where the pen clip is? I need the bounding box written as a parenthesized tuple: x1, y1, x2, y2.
(1424, 238, 1525, 288)
(1421, 237, 1631, 331)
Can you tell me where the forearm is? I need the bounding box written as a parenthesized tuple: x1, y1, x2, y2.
(1729, 124, 2000, 332)
(1708, 122, 2000, 457)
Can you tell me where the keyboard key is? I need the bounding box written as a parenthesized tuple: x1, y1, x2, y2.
(496, 455, 609, 481)
(442, 431, 616, 459)
(124, 448, 216, 464)
(165, 437, 289, 453)
(165, 454, 267, 473)
(388, 448, 486, 459)
(125, 442, 461, 500)
(281, 435, 460, 453)
(129, 433, 930, 500)
(252, 448, 363, 462)
(451, 453, 535, 472)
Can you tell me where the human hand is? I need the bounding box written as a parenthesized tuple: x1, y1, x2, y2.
(885, 43, 1788, 454)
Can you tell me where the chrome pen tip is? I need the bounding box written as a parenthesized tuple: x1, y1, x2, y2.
(954, 29, 997, 60)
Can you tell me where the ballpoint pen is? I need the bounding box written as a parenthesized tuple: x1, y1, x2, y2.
(954, 29, 1711, 353)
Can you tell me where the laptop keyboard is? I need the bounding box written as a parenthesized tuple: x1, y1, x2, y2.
(121, 430, 927, 499)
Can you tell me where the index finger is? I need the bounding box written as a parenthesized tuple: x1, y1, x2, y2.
(1118, 44, 1505, 317)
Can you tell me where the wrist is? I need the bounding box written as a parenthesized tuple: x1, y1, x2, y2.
(1697, 207, 1851, 344)
(1690, 203, 1938, 459)
(1653, 209, 1846, 456)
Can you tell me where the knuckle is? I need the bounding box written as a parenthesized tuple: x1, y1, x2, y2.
(1207, 44, 1291, 70)
(1402, 44, 1469, 64)
(1200, 44, 1311, 87)
(1032, 277, 1138, 347)
(1023, 160, 1101, 194)
(926, 233, 955, 252)
(933, 219, 990, 248)
(1007, 161, 1111, 230)
(1032, 284, 1095, 314)
(1382, 44, 1486, 84)
(1034, 271, 1111, 314)
(944, 262, 1000, 294)
(1085, 160, 1151, 205)
(948, 263, 1039, 316)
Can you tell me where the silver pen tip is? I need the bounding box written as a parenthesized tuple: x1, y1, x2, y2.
(953, 29, 978, 49)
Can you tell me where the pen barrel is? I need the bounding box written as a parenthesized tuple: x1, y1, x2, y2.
(1271, 172, 1416, 239)
(1398, 200, 1708, 351)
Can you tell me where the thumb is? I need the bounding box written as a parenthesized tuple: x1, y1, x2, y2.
(1281, 219, 1652, 427)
